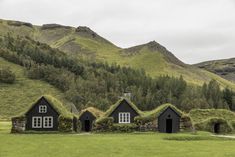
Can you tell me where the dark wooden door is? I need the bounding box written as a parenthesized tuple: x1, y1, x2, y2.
(84, 120, 90, 132)
(166, 119, 172, 133)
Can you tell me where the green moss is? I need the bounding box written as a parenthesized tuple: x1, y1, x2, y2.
(103, 98, 143, 118)
(78, 107, 104, 119)
(189, 109, 235, 124)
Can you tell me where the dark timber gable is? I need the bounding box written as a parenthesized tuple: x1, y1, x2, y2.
(109, 99, 139, 123)
(158, 107, 181, 133)
(25, 97, 59, 131)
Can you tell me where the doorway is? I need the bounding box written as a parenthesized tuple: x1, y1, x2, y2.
(84, 120, 91, 132)
(214, 123, 220, 134)
(166, 119, 173, 133)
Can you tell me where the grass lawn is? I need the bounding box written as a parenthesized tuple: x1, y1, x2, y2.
(1, 122, 235, 157)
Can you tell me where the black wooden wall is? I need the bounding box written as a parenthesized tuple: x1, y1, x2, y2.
(25, 97, 59, 131)
(158, 107, 180, 133)
(110, 100, 139, 123)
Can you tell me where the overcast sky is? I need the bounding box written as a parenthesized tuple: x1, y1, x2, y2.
(0, 0, 234, 64)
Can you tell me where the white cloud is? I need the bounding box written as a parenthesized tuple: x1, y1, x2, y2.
(0, 0, 234, 64)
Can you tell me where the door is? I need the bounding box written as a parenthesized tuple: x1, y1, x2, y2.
(84, 120, 90, 132)
(214, 123, 220, 134)
(166, 119, 172, 133)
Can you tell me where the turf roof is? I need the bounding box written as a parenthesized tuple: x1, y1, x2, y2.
(104, 98, 143, 117)
(189, 109, 235, 124)
(142, 103, 183, 118)
(79, 107, 104, 118)
(15, 95, 73, 118)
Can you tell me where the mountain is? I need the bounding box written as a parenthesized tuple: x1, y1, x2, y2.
(195, 58, 235, 83)
(0, 18, 235, 89)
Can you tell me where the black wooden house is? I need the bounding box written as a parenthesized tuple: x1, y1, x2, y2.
(11, 95, 74, 132)
(157, 106, 181, 133)
(104, 98, 142, 124)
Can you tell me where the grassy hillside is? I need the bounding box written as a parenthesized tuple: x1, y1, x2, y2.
(0, 57, 70, 119)
(189, 109, 235, 124)
(195, 58, 235, 83)
(0, 19, 235, 89)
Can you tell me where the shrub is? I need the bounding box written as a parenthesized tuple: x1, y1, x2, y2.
(194, 117, 233, 134)
(93, 117, 113, 132)
(58, 116, 73, 132)
(111, 124, 138, 132)
(0, 67, 16, 83)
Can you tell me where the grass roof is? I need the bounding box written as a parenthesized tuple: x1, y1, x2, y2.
(142, 103, 183, 119)
(103, 98, 143, 117)
(13, 95, 73, 119)
(189, 109, 235, 124)
(79, 107, 104, 118)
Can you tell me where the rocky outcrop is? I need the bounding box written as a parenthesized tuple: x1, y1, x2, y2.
(41, 24, 72, 30)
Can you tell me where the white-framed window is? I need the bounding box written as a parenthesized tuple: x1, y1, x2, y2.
(32, 117, 42, 128)
(39, 105, 47, 113)
(119, 112, 130, 123)
(43, 117, 53, 128)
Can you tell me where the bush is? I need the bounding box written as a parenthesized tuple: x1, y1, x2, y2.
(0, 67, 16, 83)
(58, 116, 73, 132)
(194, 117, 233, 134)
(112, 124, 138, 132)
(93, 117, 113, 132)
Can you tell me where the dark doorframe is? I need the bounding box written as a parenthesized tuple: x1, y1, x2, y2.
(214, 123, 220, 134)
(84, 120, 91, 132)
(166, 119, 173, 133)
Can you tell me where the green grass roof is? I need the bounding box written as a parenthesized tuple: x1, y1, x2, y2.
(79, 107, 104, 118)
(104, 98, 143, 117)
(14, 95, 73, 119)
(142, 103, 183, 119)
(189, 109, 235, 124)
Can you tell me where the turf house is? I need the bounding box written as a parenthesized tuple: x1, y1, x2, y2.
(78, 107, 104, 132)
(11, 95, 77, 133)
(189, 109, 235, 134)
(135, 104, 193, 133)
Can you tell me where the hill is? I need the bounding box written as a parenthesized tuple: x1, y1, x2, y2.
(0, 57, 73, 119)
(0, 19, 235, 89)
(195, 58, 235, 83)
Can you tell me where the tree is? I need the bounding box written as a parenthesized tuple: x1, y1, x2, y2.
(0, 67, 16, 84)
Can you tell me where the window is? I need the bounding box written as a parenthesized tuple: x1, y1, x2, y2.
(43, 117, 53, 128)
(119, 112, 130, 123)
(39, 105, 47, 113)
(32, 117, 42, 128)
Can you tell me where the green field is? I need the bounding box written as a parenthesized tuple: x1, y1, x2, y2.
(1, 122, 235, 157)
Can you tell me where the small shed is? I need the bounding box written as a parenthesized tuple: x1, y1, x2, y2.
(136, 104, 184, 133)
(104, 98, 142, 124)
(157, 106, 181, 133)
(79, 107, 104, 132)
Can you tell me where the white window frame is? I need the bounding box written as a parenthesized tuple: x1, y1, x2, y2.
(39, 105, 47, 113)
(43, 116, 53, 128)
(119, 112, 130, 123)
(32, 117, 42, 128)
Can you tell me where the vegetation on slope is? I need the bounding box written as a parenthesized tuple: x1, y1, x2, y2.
(0, 57, 69, 119)
(0, 18, 234, 89)
(195, 58, 235, 83)
(0, 34, 234, 117)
